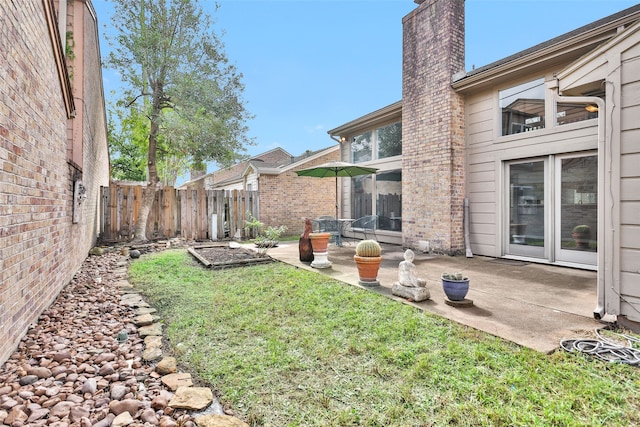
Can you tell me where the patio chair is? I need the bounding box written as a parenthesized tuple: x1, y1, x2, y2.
(350, 215, 378, 241)
(312, 216, 341, 245)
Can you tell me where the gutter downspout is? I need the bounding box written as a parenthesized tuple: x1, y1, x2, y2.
(464, 198, 473, 258)
(552, 85, 606, 320)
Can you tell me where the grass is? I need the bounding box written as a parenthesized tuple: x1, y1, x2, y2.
(128, 250, 640, 426)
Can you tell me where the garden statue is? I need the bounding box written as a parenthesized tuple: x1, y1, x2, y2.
(392, 249, 430, 301)
(299, 218, 314, 263)
(397, 249, 426, 287)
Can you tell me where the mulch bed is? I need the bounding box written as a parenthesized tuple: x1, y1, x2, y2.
(188, 244, 274, 269)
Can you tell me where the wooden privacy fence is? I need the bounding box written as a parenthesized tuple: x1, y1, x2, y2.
(100, 184, 259, 242)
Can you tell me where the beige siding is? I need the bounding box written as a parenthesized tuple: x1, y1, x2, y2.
(466, 94, 494, 147)
(246, 173, 259, 191)
(465, 71, 601, 259)
(619, 41, 640, 307)
(622, 128, 640, 154)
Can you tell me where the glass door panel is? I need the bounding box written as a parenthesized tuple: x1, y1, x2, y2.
(507, 161, 546, 258)
(556, 154, 597, 265)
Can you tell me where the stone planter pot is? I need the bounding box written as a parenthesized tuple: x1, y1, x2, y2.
(309, 232, 332, 268)
(442, 277, 470, 301)
(354, 255, 382, 286)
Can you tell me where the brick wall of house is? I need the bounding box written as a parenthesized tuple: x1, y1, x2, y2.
(259, 150, 340, 235)
(76, 0, 110, 246)
(401, 0, 466, 254)
(0, 0, 109, 365)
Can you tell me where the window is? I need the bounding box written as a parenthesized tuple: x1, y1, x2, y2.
(556, 103, 598, 125)
(500, 78, 545, 136)
(351, 122, 402, 163)
(351, 132, 372, 163)
(351, 175, 373, 219)
(376, 170, 402, 231)
(376, 123, 402, 159)
(556, 88, 603, 126)
(351, 170, 402, 232)
(348, 121, 402, 230)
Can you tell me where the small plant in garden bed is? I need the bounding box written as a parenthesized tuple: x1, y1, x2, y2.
(244, 212, 287, 256)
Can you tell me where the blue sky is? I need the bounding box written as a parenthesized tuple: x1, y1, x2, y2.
(93, 0, 638, 183)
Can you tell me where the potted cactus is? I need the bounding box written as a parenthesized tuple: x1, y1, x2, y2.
(441, 272, 470, 301)
(354, 240, 382, 286)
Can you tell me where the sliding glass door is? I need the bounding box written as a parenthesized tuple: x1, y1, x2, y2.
(507, 160, 546, 258)
(555, 154, 598, 265)
(505, 153, 597, 268)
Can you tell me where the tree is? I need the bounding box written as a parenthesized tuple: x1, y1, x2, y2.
(108, 102, 186, 185)
(106, 0, 253, 241)
(107, 104, 149, 182)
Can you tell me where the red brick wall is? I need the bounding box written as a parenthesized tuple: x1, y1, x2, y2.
(0, 0, 109, 365)
(401, 0, 466, 254)
(259, 150, 340, 235)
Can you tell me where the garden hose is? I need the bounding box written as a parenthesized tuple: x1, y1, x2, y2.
(560, 327, 640, 366)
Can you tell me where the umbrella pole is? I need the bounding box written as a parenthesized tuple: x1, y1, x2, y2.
(335, 176, 339, 220)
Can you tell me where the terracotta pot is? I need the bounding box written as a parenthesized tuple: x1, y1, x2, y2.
(309, 232, 332, 269)
(309, 232, 331, 253)
(354, 255, 382, 286)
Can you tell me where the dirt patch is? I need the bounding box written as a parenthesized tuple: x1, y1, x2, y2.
(189, 244, 274, 269)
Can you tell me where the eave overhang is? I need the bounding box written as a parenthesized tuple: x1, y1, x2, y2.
(328, 101, 402, 138)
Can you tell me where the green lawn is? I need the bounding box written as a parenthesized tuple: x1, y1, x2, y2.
(128, 250, 640, 426)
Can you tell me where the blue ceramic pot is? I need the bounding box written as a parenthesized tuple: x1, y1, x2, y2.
(442, 278, 469, 301)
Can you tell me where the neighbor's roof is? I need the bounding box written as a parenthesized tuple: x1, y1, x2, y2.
(246, 145, 340, 176)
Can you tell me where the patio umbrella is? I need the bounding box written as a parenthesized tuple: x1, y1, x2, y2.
(295, 161, 378, 220)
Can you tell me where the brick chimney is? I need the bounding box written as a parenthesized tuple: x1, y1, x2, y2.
(401, 0, 465, 254)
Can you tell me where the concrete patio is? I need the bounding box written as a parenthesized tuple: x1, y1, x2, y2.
(261, 241, 612, 353)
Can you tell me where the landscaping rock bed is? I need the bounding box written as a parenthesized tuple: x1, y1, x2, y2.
(0, 252, 200, 427)
(0, 247, 249, 427)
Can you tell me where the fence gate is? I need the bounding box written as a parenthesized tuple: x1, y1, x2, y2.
(100, 184, 258, 242)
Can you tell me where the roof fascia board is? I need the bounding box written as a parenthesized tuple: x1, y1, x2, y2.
(453, 33, 614, 92)
(328, 101, 402, 137)
(241, 162, 259, 177)
(252, 167, 282, 175)
(43, 0, 75, 118)
(557, 20, 640, 90)
(211, 175, 244, 188)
